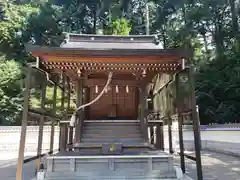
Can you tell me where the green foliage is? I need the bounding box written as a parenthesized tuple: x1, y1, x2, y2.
(0, 0, 240, 125)
(0, 56, 23, 125)
(104, 18, 131, 35)
(30, 85, 76, 117)
(23, 3, 63, 46)
(0, 2, 38, 61)
(196, 54, 240, 124)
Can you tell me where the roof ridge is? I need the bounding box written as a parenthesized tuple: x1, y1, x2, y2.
(62, 32, 158, 44)
(63, 32, 157, 38)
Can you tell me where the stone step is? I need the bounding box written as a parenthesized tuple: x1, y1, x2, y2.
(74, 142, 150, 148)
(70, 143, 152, 155)
(74, 148, 151, 155)
(81, 134, 142, 139)
(81, 138, 144, 144)
(83, 121, 140, 125)
(83, 126, 140, 131)
(83, 122, 140, 127)
(44, 174, 176, 180)
(45, 152, 176, 179)
(44, 177, 176, 180)
(83, 129, 141, 133)
(82, 131, 140, 136)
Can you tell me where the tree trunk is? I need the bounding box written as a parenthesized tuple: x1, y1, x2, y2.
(93, 4, 97, 34)
(229, 0, 240, 52)
(182, 3, 191, 49)
(213, 12, 224, 58)
(161, 25, 167, 49)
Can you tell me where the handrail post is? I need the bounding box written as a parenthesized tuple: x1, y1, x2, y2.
(176, 73, 185, 173)
(188, 66, 203, 180)
(36, 77, 47, 172)
(50, 83, 57, 154)
(16, 67, 31, 180)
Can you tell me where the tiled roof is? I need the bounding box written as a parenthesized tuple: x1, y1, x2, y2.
(60, 33, 162, 50)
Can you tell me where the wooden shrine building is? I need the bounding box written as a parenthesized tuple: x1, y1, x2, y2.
(16, 33, 203, 180)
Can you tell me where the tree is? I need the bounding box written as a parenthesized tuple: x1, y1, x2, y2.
(0, 0, 240, 125)
(23, 3, 64, 46)
(0, 56, 23, 125)
(103, 18, 131, 35)
(0, 2, 38, 61)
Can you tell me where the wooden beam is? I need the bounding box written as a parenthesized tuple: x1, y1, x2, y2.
(59, 75, 65, 152)
(166, 87, 173, 154)
(188, 66, 203, 180)
(50, 83, 57, 154)
(28, 109, 60, 119)
(36, 77, 47, 171)
(175, 73, 185, 173)
(67, 77, 71, 112)
(16, 68, 32, 180)
(41, 55, 180, 63)
(74, 79, 83, 144)
(139, 85, 148, 141)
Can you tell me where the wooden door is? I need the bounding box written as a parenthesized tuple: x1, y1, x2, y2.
(89, 85, 137, 120)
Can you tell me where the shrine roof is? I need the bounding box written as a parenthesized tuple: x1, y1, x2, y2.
(61, 33, 161, 49)
(25, 33, 191, 58)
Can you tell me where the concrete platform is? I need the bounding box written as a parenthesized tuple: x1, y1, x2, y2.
(42, 151, 182, 180)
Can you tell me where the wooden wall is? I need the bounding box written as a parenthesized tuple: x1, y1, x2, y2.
(88, 85, 138, 120)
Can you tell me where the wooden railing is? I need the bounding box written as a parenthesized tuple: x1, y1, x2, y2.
(146, 111, 164, 150)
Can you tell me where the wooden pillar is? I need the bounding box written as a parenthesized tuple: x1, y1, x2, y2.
(50, 83, 57, 154)
(68, 126, 73, 151)
(150, 125, 154, 144)
(74, 78, 83, 144)
(59, 123, 68, 152)
(166, 87, 173, 154)
(16, 68, 31, 180)
(59, 76, 65, 151)
(64, 123, 68, 150)
(82, 74, 88, 120)
(67, 78, 73, 151)
(139, 86, 148, 141)
(196, 105, 202, 149)
(84, 86, 90, 120)
(167, 115, 173, 154)
(135, 86, 139, 119)
(156, 122, 164, 150)
(188, 66, 203, 180)
(36, 77, 47, 170)
(59, 123, 64, 152)
(175, 73, 185, 173)
(160, 122, 164, 150)
(64, 79, 70, 150)
(67, 78, 71, 112)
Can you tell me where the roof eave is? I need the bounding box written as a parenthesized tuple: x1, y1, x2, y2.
(25, 44, 192, 58)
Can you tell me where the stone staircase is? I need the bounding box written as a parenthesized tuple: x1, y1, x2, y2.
(81, 121, 143, 144)
(73, 120, 152, 155)
(38, 120, 190, 180)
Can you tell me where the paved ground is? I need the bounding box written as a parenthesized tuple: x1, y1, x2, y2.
(174, 151, 240, 180)
(0, 159, 37, 180)
(2, 151, 240, 180)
